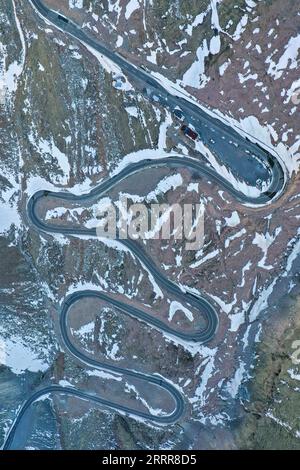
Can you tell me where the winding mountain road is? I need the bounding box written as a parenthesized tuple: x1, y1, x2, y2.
(3, 0, 288, 449)
(31, 0, 286, 192)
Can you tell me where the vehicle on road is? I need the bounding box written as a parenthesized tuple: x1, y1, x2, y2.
(181, 124, 198, 141)
(174, 107, 185, 121)
(58, 14, 68, 23)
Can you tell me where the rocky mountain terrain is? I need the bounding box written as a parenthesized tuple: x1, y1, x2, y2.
(0, 0, 299, 449)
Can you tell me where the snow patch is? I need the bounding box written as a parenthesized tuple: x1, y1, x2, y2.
(168, 301, 194, 322)
(125, 0, 140, 20)
(69, 0, 83, 9)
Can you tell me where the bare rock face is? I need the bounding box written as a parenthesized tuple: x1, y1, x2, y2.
(235, 283, 300, 450)
(0, 0, 299, 449)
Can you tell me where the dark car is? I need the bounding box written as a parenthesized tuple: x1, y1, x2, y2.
(181, 125, 198, 141)
(174, 108, 185, 121)
(58, 14, 68, 24)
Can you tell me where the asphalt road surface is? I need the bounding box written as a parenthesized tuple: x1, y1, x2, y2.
(3, 0, 288, 449)
(30, 0, 286, 193)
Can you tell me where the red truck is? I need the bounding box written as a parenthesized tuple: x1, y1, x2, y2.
(181, 125, 198, 141)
